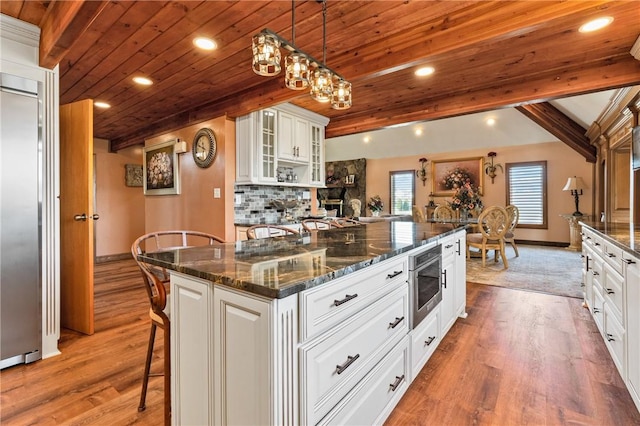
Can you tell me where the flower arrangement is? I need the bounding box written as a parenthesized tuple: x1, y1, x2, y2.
(416, 157, 428, 186)
(484, 151, 503, 184)
(449, 182, 483, 211)
(367, 195, 384, 212)
(442, 167, 472, 190)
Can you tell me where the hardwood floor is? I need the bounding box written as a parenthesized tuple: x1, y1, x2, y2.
(1, 259, 639, 425)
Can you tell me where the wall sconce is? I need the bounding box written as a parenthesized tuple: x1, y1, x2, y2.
(484, 151, 503, 184)
(563, 176, 586, 216)
(416, 157, 428, 186)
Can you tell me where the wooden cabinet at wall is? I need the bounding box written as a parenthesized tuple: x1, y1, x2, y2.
(581, 226, 640, 413)
(236, 103, 329, 188)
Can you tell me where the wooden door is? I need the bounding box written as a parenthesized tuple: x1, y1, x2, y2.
(60, 99, 95, 335)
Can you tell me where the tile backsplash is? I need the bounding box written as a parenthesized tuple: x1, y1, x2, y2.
(234, 185, 313, 224)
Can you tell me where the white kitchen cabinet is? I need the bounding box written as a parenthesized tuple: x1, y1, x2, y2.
(236, 103, 328, 188)
(278, 111, 309, 163)
(580, 225, 640, 413)
(410, 307, 440, 379)
(170, 273, 214, 426)
(439, 230, 467, 336)
(625, 253, 640, 411)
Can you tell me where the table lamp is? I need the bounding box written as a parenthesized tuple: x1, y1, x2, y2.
(562, 176, 586, 216)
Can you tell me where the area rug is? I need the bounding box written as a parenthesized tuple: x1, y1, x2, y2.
(465, 245, 583, 299)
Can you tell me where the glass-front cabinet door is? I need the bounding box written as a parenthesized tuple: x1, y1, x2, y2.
(259, 109, 277, 182)
(310, 123, 324, 185)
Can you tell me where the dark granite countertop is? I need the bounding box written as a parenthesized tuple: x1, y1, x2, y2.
(579, 221, 640, 257)
(139, 222, 464, 299)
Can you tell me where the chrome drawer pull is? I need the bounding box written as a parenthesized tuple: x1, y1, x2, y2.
(592, 271, 599, 276)
(441, 270, 447, 288)
(445, 244, 453, 249)
(623, 258, 636, 265)
(425, 336, 436, 346)
(593, 307, 600, 314)
(605, 288, 614, 295)
(333, 293, 358, 306)
(605, 252, 616, 258)
(595, 242, 601, 246)
(456, 239, 461, 255)
(336, 354, 360, 375)
(606, 333, 615, 342)
(580, 282, 585, 288)
(387, 270, 403, 279)
(389, 374, 405, 392)
(388, 316, 404, 329)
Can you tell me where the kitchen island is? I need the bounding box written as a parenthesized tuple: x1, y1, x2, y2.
(139, 221, 468, 425)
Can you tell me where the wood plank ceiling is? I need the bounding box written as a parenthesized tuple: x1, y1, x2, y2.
(2, 1, 640, 155)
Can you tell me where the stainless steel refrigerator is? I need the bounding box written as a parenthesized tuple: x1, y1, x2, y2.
(0, 72, 42, 369)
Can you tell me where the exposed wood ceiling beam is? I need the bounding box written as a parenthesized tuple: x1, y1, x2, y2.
(515, 102, 596, 163)
(39, 1, 108, 69)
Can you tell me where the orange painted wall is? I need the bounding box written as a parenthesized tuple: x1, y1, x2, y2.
(367, 141, 594, 243)
(94, 139, 145, 257)
(144, 116, 236, 242)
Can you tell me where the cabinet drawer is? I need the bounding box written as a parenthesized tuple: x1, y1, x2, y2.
(300, 255, 407, 341)
(602, 242, 624, 275)
(602, 262, 624, 326)
(604, 305, 626, 376)
(591, 255, 604, 295)
(411, 307, 440, 380)
(300, 284, 408, 425)
(318, 337, 410, 426)
(440, 235, 457, 258)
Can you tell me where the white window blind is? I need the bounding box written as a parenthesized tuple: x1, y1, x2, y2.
(390, 171, 414, 215)
(506, 161, 547, 228)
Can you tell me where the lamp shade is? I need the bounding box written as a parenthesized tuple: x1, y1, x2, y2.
(562, 176, 586, 191)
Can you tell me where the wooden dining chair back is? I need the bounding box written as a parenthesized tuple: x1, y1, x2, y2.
(332, 217, 364, 227)
(131, 230, 224, 425)
(301, 218, 343, 232)
(505, 204, 520, 257)
(246, 224, 300, 239)
(433, 205, 455, 220)
(412, 205, 425, 223)
(466, 206, 510, 269)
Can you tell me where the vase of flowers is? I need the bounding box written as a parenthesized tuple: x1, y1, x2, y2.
(449, 183, 483, 214)
(442, 167, 473, 190)
(367, 195, 384, 216)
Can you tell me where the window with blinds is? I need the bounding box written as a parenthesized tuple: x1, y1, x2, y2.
(505, 161, 547, 229)
(390, 171, 415, 215)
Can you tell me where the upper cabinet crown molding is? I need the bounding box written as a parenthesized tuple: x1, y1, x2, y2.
(0, 14, 40, 47)
(587, 86, 640, 142)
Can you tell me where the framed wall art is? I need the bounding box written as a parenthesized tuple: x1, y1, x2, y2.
(143, 139, 181, 195)
(124, 164, 143, 187)
(431, 157, 483, 196)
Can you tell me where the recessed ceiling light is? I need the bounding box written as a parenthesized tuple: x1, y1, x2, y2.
(579, 17, 613, 33)
(415, 128, 423, 136)
(94, 101, 111, 109)
(363, 136, 371, 143)
(415, 66, 435, 77)
(132, 76, 153, 86)
(193, 37, 217, 50)
(486, 118, 496, 126)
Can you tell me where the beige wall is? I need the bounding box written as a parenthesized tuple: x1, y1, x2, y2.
(94, 139, 145, 257)
(144, 116, 236, 242)
(366, 141, 593, 244)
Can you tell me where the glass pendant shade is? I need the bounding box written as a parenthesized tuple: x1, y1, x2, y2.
(252, 33, 281, 76)
(285, 53, 310, 90)
(310, 68, 333, 103)
(331, 78, 352, 110)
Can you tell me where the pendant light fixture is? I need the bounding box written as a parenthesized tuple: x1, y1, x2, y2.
(250, 0, 352, 109)
(284, 1, 310, 90)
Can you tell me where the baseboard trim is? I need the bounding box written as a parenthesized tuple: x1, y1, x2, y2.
(515, 240, 569, 248)
(95, 253, 133, 264)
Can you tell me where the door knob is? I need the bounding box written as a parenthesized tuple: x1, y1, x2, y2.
(90, 214, 100, 220)
(74, 213, 87, 221)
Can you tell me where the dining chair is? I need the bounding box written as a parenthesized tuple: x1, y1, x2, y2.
(331, 217, 364, 227)
(433, 205, 455, 220)
(301, 218, 343, 232)
(505, 204, 520, 257)
(466, 206, 510, 269)
(246, 224, 300, 239)
(131, 230, 224, 425)
(412, 205, 425, 223)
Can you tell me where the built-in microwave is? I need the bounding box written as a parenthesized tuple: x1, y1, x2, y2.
(408, 244, 442, 329)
